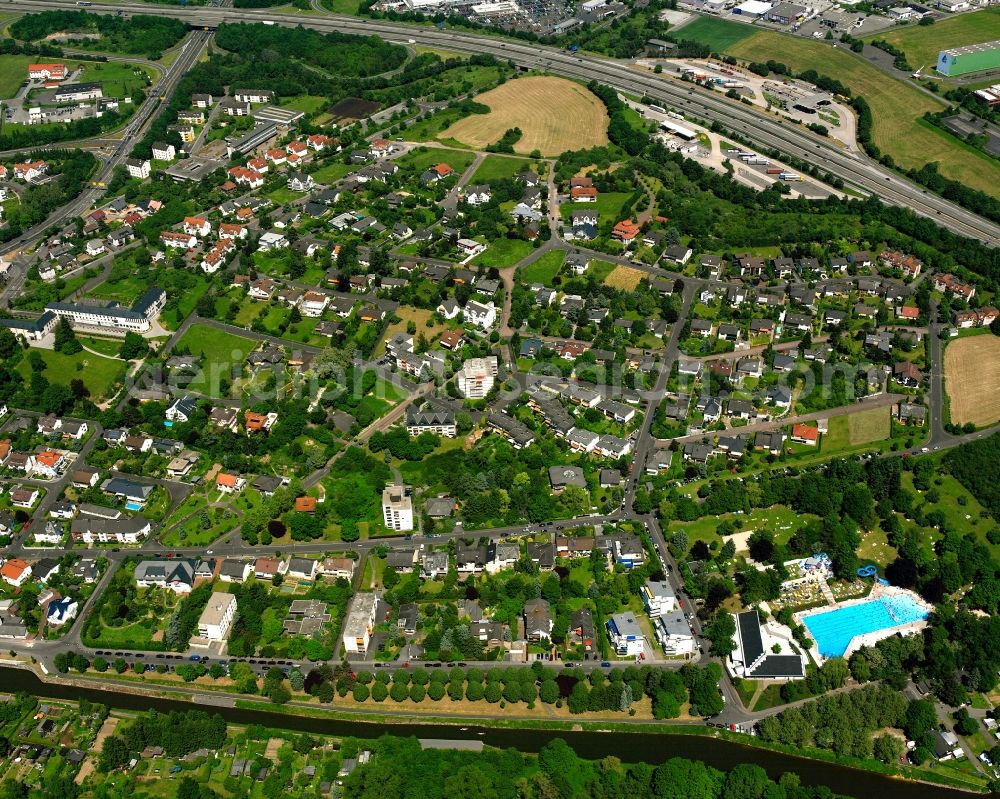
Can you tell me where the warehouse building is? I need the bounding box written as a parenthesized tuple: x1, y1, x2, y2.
(937, 40, 1000, 77)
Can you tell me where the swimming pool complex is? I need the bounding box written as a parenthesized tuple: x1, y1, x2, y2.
(802, 593, 930, 659)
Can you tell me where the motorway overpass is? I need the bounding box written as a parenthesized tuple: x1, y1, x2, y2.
(3, 0, 1000, 245)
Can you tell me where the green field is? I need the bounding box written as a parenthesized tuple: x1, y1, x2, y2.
(665, 504, 814, 548)
(0, 54, 32, 99)
(560, 191, 632, 225)
(868, 9, 1000, 71)
(470, 155, 536, 183)
(721, 30, 1000, 195)
(396, 146, 478, 175)
(847, 406, 890, 445)
(471, 237, 536, 269)
(311, 161, 354, 184)
(172, 323, 256, 397)
(674, 16, 754, 52)
(518, 249, 565, 284)
(16, 347, 123, 399)
(79, 336, 125, 358)
(280, 94, 328, 114)
(71, 59, 154, 96)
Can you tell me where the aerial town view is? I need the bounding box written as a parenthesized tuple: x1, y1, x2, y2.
(0, 0, 999, 797)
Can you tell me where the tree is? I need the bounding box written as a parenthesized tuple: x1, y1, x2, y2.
(539, 680, 559, 704)
(905, 699, 937, 740)
(54, 316, 81, 355)
(721, 764, 770, 799)
(873, 733, 904, 764)
(703, 613, 737, 656)
(118, 331, 149, 360)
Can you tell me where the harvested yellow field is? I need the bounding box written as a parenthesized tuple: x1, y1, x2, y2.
(945, 335, 1000, 427)
(603, 265, 645, 291)
(442, 76, 609, 156)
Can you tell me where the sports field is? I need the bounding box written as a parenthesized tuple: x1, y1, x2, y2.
(442, 76, 609, 156)
(944, 335, 1000, 427)
(722, 31, 1000, 195)
(867, 9, 1000, 72)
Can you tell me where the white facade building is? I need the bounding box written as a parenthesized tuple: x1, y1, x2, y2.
(382, 484, 414, 532)
(456, 356, 498, 399)
(197, 592, 237, 641)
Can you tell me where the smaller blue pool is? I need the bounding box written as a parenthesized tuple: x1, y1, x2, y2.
(802, 594, 929, 658)
(124, 501, 143, 511)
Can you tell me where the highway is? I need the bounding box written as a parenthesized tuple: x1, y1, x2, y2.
(3, 0, 999, 245)
(0, 27, 211, 296)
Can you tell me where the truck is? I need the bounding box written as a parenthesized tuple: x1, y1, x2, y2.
(746, 156, 769, 165)
(766, 167, 783, 175)
(779, 172, 802, 181)
(567, 43, 580, 53)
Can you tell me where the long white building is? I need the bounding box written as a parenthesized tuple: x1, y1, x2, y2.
(46, 286, 165, 334)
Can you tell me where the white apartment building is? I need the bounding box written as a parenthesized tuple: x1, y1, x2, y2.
(382, 484, 414, 532)
(197, 592, 237, 641)
(342, 592, 379, 654)
(641, 580, 677, 617)
(456, 356, 498, 399)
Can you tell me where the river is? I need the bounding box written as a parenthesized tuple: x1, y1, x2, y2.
(6, 667, 988, 799)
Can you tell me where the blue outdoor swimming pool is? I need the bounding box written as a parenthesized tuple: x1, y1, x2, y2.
(802, 594, 929, 658)
(125, 501, 143, 511)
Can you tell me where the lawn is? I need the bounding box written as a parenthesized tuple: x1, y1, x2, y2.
(279, 94, 328, 114)
(518, 250, 564, 285)
(0, 54, 32, 99)
(376, 307, 449, 356)
(172, 323, 256, 397)
(665, 504, 812, 548)
(472, 238, 536, 269)
(311, 161, 354, 184)
(722, 31, 1000, 195)
(79, 336, 124, 358)
(442, 76, 609, 156)
(867, 9, 1000, 71)
(71, 59, 154, 97)
(87, 274, 149, 306)
(267, 186, 304, 204)
(675, 16, 755, 52)
(585, 260, 616, 282)
(561, 191, 632, 225)
(847, 406, 890, 445)
(470, 154, 537, 183)
(396, 146, 478, 175)
(15, 348, 123, 400)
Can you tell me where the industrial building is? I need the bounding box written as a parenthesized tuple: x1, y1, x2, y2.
(937, 40, 1000, 77)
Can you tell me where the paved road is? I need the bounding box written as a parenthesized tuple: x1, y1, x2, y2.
(0, 29, 211, 301)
